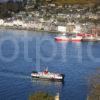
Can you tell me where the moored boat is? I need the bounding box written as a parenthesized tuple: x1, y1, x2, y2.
(55, 25, 82, 42)
(31, 68, 64, 82)
(81, 33, 97, 42)
(55, 34, 82, 42)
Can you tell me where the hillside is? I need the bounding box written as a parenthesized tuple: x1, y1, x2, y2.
(45, 0, 98, 5)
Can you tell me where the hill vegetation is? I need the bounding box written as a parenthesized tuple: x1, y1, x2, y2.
(0, 1, 24, 18)
(87, 68, 100, 100)
(45, 0, 97, 5)
(29, 92, 54, 100)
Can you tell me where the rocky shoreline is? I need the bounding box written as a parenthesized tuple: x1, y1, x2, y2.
(0, 26, 58, 34)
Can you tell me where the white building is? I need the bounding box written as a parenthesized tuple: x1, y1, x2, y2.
(0, 19, 4, 25)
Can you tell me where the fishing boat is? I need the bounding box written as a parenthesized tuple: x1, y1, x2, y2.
(55, 34, 82, 42)
(54, 26, 82, 42)
(31, 68, 64, 82)
(81, 33, 97, 42)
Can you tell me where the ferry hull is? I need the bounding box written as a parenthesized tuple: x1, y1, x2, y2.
(55, 37, 81, 42)
(31, 76, 63, 82)
(82, 39, 97, 42)
(31, 73, 64, 82)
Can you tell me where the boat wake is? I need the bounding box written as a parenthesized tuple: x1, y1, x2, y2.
(0, 69, 31, 80)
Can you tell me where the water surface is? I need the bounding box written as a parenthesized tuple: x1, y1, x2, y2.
(0, 29, 100, 100)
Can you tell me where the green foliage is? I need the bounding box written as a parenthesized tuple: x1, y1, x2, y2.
(45, 0, 97, 5)
(29, 92, 54, 100)
(43, 14, 52, 20)
(0, 1, 24, 18)
(88, 68, 100, 100)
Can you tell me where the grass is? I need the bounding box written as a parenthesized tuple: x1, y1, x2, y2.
(29, 91, 54, 100)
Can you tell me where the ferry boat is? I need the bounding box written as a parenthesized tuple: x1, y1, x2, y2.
(31, 68, 64, 82)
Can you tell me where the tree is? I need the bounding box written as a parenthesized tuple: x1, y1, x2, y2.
(0, 1, 24, 18)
